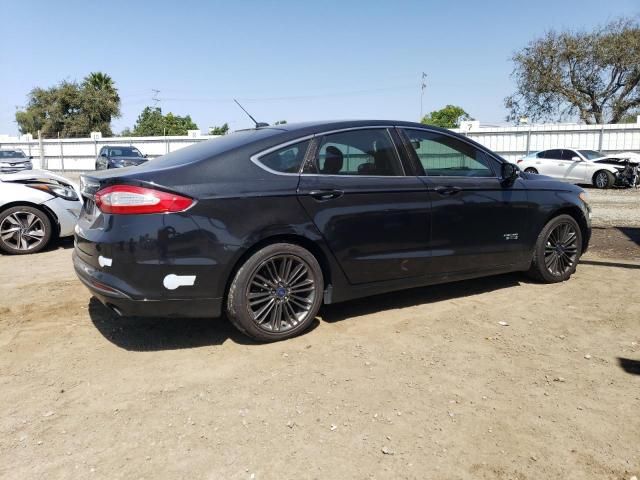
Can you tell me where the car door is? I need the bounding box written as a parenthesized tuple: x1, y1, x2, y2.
(399, 127, 530, 274)
(561, 149, 588, 183)
(538, 149, 567, 179)
(296, 127, 432, 284)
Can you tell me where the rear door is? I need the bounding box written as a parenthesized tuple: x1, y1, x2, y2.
(561, 149, 587, 182)
(540, 149, 567, 179)
(399, 127, 530, 274)
(297, 127, 432, 284)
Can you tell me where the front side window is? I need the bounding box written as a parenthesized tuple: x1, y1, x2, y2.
(257, 140, 309, 173)
(402, 129, 495, 177)
(311, 129, 403, 176)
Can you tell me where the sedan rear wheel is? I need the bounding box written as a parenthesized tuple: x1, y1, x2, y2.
(226, 243, 323, 342)
(0, 206, 52, 255)
(524, 167, 538, 174)
(527, 214, 582, 283)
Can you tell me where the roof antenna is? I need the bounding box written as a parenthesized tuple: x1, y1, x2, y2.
(233, 99, 269, 128)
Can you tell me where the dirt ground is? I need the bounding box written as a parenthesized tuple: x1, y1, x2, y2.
(0, 190, 639, 479)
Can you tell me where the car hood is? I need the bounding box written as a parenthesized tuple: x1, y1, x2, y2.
(520, 171, 583, 192)
(0, 169, 79, 193)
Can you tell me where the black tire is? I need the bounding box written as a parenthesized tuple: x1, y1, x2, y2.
(593, 170, 614, 189)
(226, 243, 324, 342)
(0, 206, 53, 255)
(524, 167, 538, 174)
(527, 214, 582, 283)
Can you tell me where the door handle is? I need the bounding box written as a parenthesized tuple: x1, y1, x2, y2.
(434, 186, 462, 196)
(309, 189, 344, 201)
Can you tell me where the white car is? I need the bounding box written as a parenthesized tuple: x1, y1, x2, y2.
(0, 170, 82, 254)
(516, 148, 629, 188)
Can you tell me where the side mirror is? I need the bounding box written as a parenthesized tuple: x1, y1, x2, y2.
(501, 162, 519, 185)
(28, 156, 33, 160)
(100, 153, 107, 158)
(571, 156, 581, 162)
(143, 154, 148, 158)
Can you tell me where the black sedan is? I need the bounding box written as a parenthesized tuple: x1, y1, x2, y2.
(74, 120, 591, 341)
(95, 146, 148, 170)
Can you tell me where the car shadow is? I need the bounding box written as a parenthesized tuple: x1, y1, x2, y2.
(320, 273, 524, 323)
(617, 357, 640, 376)
(88, 297, 320, 351)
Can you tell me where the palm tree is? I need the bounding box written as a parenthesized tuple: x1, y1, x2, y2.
(82, 72, 121, 135)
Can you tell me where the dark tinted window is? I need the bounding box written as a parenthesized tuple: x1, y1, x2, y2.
(560, 150, 578, 161)
(541, 149, 563, 160)
(257, 140, 309, 173)
(402, 129, 495, 177)
(0, 150, 26, 159)
(312, 129, 403, 176)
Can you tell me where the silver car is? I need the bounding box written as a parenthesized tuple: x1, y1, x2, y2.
(0, 170, 82, 254)
(0, 149, 33, 173)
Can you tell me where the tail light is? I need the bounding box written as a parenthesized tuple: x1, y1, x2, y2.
(516, 159, 523, 164)
(95, 185, 194, 214)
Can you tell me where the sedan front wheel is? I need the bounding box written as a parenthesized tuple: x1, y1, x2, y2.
(0, 206, 52, 255)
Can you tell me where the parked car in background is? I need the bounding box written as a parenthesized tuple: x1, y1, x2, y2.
(95, 146, 148, 170)
(74, 120, 591, 342)
(516, 148, 629, 188)
(0, 149, 33, 173)
(0, 170, 82, 254)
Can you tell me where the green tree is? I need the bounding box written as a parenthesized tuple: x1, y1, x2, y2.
(209, 123, 229, 135)
(505, 18, 640, 124)
(15, 73, 121, 137)
(274, 120, 287, 125)
(131, 107, 198, 136)
(421, 105, 472, 128)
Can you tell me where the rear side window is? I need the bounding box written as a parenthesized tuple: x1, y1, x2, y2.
(311, 129, 403, 176)
(402, 129, 496, 177)
(541, 149, 563, 160)
(257, 140, 310, 173)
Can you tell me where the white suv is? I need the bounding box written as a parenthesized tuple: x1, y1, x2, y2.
(517, 149, 622, 188)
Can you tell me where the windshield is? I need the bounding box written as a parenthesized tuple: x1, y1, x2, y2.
(578, 150, 604, 160)
(0, 150, 26, 159)
(108, 147, 143, 157)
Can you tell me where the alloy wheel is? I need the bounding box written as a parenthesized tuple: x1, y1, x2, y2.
(246, 254, 316, 333)
(595, 172, 608, 188)
(0, 211, 46, 251)
(544, 222, 578, 276)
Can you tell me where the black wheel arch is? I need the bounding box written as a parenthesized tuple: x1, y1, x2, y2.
(543, 206, 590, 254)
(222, 233, 334, 305)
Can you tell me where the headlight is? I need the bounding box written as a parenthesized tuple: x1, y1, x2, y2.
(27, 183, 79, 201)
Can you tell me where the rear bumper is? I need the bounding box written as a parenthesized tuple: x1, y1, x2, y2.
(73, 250, 222, 318)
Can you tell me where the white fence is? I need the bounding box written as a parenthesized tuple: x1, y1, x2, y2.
(0, 133, 216, 171)
(457, 121, 640, 162)
(2, 121, 640, 170)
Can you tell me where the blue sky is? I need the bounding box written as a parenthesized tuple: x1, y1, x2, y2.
(1, 0, 638, 135)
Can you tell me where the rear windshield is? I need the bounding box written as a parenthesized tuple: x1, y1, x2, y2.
(140, 128, 283, 169)
(0, 150, 26, 159)
(578, 150, 604, 160)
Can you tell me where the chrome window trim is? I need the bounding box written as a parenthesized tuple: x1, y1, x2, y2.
(250, 134, 315, 176)
(302, 126, 406, 177)
(250, 126, 408, 178)
(400, 126, 500, 179)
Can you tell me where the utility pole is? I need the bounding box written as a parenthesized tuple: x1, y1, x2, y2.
(419, 72, 427, 121)
(151, 89, 161, 108)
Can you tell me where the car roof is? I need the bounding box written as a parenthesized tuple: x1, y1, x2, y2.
(254, 119, 449, 136)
